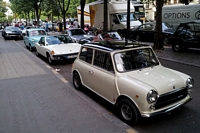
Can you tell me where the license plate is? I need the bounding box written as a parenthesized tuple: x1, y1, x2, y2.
(66, 55, 77, 59)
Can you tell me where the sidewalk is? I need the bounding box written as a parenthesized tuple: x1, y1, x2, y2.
(0, 37, 137, 133)
(140, 41, 200, 68)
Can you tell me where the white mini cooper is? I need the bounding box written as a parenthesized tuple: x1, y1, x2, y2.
(71, 41, 193, 125)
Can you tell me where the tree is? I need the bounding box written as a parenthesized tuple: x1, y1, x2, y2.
(0, 0, 7, 19)
(153, 0, 164, 50)
(10, 0, 45, 25)
(80, 0, 86, 29)
(56, 0, 71, 31)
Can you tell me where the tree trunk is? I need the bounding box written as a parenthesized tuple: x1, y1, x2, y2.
(80, 0, 86, 29)
(153, 0, 164, 50)
(103, 0, 108, 32)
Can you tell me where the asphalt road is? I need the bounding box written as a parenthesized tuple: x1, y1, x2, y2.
(2, 37, 200, 133)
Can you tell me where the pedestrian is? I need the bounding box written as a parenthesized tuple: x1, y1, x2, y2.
(20, 23, 25, 30)
(45, 21, 49, 32)
(73, 19, 79, 28)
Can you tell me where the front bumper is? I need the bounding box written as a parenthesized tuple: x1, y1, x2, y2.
(52, 53, 78, 60)
(141, 95, 192, 118)
(5, 34, 23, 38)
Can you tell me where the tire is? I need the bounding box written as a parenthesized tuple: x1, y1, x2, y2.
(172, 43, 182, 52)
(163, 37, 168, 45)
(29, 44, 33, 51)
(73, 72, 83, 90)
(4, 37, 7, 40)
(118, 99, 139, 125)
(35, 49, 39, 57)
(47, 53, 53, 64)
(135, 35, 140, 41)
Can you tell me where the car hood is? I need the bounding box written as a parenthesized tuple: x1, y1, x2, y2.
(48, 43, 81, 54)
(30, 35, 47, 41)
(71, 35, 86, 40)
(126, 66, 186, 94)
(6, 30, 21, 34)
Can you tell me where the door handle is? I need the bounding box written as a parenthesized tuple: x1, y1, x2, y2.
(89, 70, 93, 74)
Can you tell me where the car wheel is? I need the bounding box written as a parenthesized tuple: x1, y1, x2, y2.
(135, 35, 140, 41)
(29, 44, 33, 51)
(163, 37, 168, 45)
(73, 72, 83, 90)
(119, 99, 139, 125)
(4, 37, 7, 40)
(35, 49, 39, 57)
(172, 43, 182, 52)
(47, 53, 53, 64)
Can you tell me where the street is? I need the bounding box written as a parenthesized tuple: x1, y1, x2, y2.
(0, 36, 200, 133)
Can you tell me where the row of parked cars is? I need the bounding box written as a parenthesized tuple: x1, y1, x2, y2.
(129, 20, 200, 52)
(1, 26, 194, 126)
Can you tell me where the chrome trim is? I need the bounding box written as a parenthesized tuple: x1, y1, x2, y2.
(141, 96, 192, 118)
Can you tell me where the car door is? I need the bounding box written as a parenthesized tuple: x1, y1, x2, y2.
(88, 50, 116, 102)
(24, 31, 29, 46)
(38, 37, 46, 57)
(78, 47, 94, 88)
(139, 24, 155, 41)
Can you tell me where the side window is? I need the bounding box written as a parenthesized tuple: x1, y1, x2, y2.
(79, 47, 93, 64)
(93, 50, 114, 72)
(40, 37, 45, 45)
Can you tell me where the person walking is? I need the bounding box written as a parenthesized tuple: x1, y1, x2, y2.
(73, 19, 79, 28)
(45, 21, 49, 32)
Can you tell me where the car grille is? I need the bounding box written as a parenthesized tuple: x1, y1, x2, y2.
(155, 88, 188, 109)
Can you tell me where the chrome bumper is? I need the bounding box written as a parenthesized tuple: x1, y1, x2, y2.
(141, 96, 192, 118)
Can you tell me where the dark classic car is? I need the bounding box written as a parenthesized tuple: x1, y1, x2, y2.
(130, 22, 175, 44)
(168, 20, 200, 52)
(2, 26, 23, 40)
(65, 28, 94, 42)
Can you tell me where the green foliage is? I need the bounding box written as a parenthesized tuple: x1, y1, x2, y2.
(0, 0, 7, 18)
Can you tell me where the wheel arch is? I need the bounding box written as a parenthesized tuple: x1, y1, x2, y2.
(72, 70, 84, 85)
(115, 95, 141, 115)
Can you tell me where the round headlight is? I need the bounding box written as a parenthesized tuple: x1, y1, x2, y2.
(186, 78, 194, 89)
(147, 90, 158, 103)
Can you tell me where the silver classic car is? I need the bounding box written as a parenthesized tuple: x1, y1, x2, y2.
(71, 41, 193, 125)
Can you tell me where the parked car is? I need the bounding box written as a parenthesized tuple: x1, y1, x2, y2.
(78, 31, 122, 44)
(1, 26, 23, 40)
(53, 34, 75, 43)
(24, 28, 47, 51)
(65, 28, 94, 42)
(72, 40, 193, 125)
(169, 20, 200, 52)
(130, 22, 175, 44)
(35, 36, 81, 64)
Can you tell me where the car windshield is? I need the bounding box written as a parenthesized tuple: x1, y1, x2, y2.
(69, 29, 86, 35)
(46, 36, 61, 45)
(6, 26, 20, 31)
(29, 30, 46, 36)
(56, 35, 74, 43)
(162, 23, 172, 30)
(117, 13, 137, 22)
(114, 48, 159, 72)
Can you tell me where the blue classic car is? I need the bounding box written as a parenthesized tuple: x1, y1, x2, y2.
(24, 28, 47, 51)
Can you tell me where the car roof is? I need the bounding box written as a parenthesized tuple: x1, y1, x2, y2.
(179, 20, 200, 25)
(83, 41, 150, 52)
(27, 28, 45, 31)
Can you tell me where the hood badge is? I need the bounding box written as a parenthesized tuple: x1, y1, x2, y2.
(173, 86, 175, 89)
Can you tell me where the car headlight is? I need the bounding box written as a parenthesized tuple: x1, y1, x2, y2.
(147, 90, 158, 103)
(31, 40, 36, 44)
(51, 50, 55, 55)
(186, 78, 194, 89)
